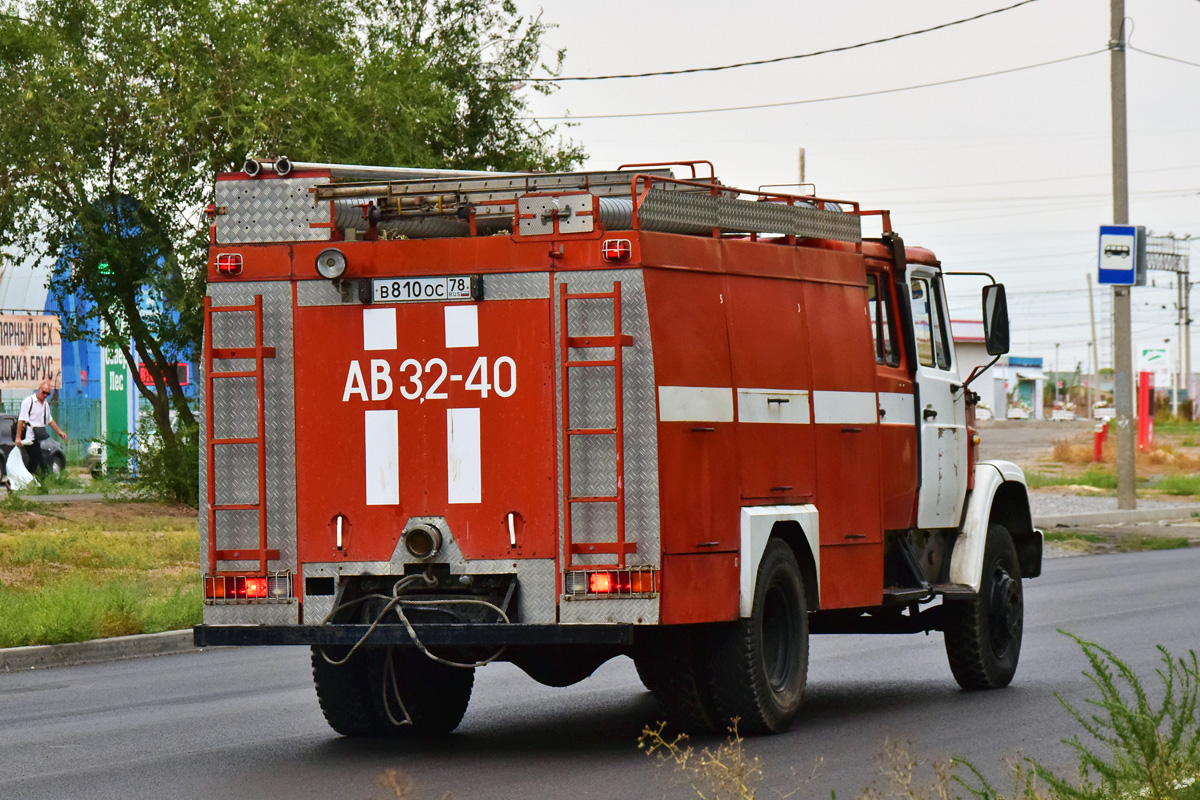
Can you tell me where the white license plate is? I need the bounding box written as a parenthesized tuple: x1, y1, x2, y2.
(372, 276, 476, 303)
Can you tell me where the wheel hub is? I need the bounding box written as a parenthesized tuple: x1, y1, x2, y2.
(987, 567, 1021, 655)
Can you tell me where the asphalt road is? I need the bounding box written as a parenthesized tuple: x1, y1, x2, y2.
(3, 549, 1198, 800)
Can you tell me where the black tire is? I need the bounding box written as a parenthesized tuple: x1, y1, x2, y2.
(51, 454, 65, 477)
(707, 539, 808, 734)
(311, 645, 474, 737)
(633, 625, 720, 733)
(943, 523, 1024, 690)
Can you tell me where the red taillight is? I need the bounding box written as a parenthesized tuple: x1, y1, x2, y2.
(216, 253, 242, 275)
(204, 574, 291, 601)
(589, 573, 614, 593)
(601, 238, 632, 262)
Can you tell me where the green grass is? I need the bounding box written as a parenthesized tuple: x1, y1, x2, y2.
(0, 507, 200, 647)
(1155, 474, 1200, 496)
(0, 578, 200, 647)
(1124, 536, 1191, 551)
(1026, 469, 1119, 489)
(1149, 419, 1200, 436)
(1044, 531, 1105, 543)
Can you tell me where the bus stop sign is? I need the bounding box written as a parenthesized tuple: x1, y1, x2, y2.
(1098, 224, 1146, 286)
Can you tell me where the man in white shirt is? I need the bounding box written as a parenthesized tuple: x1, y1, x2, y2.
(16, 380, 69, 476)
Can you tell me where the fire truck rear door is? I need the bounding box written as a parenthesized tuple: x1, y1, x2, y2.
(907, 269, 968, 528)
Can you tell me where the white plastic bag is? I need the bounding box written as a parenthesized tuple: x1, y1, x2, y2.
(5, 446, 37, 491)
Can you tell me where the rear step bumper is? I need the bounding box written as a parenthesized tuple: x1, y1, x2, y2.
(194, 623, 635, 648)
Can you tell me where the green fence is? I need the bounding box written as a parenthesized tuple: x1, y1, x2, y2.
(1, 397, 101, 464)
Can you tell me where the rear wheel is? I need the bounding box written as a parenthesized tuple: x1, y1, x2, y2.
(634, 625, 720, 733)
(707, 539, 808, 734)
(311, 646, 474, 737)
(943, 523, 1024, 689)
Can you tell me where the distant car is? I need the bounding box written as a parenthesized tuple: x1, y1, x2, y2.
(0, 413, 67, 478)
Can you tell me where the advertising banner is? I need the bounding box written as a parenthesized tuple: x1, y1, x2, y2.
(0, 314, 61, 391)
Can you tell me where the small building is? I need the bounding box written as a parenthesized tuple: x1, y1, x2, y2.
(952, 319, 1045, 420)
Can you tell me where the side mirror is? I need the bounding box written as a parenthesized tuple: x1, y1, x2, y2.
(982, 283, 1010, 356)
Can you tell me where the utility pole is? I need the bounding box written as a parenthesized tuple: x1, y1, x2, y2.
(798, 147, 806, 185)
(1111, 0, 1136, 509)
(1088, 272, 1100, 415)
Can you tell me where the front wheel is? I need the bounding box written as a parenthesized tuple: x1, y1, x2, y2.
(943, 523, 1024, 690)
(707, 539, 808, 734)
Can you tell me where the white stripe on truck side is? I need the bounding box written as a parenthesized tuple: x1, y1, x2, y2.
(812, 390, 877, 425)
(657, 386, 735, 422)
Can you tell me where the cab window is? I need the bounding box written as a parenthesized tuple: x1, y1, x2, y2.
(866, 274, 900, 367)
(909, 276, 952, 370)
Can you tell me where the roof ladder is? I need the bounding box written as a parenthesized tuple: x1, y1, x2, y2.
(203, 295, 278, 575)
(559, 281, 636, 569)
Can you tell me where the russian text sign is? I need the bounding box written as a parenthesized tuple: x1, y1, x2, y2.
(0, 314, 61, 391)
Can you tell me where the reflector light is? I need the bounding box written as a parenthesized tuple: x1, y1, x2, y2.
(589, 573, 614, 593)
(601, 239, 632, 262)
(216, 253, 242, 275)
(204, 573, 293, 603)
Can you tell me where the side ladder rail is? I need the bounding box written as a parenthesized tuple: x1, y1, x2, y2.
(559, 281, 636, 569)
(204, 295, 278, 575)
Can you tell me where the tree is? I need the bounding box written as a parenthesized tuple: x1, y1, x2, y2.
(0, 0, 582, 500)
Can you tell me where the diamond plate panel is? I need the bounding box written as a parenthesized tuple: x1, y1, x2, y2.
(213, 444, 259, 505)
(211, 377, 258, 440)
(637, 188, 715, 235)
(215, 177, 332, 244)
(568, 366, 616, 429)
(569, 502, 618, 545)
(555, 270, 659, 571)
(564, 295, 615, 338)
(637, 186, 861, 242)
(482, 272, 551, 301)
(203, 602, 299, 625)
(569, 435, 616, 498)
(295, 279, 347, 307)
(211, 309, 256, 349)
(202, 282, 298, 574)
(214, 508, 260, 550)
(303, 516, 557, 623)
(559, 596, 658, 624)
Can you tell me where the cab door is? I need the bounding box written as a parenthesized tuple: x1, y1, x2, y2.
(907, 269, 967, 528)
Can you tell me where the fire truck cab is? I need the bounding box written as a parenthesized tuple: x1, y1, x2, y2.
(194, 158, 1041, 736)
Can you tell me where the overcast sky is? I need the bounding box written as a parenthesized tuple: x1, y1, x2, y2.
(516, 0, 1200, 386)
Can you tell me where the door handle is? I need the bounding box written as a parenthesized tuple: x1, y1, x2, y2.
(923, 408, 938, 420)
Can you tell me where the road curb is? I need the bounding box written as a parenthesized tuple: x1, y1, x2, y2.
(1035, 504, 1200, 529)
(0, 630, 198, 673)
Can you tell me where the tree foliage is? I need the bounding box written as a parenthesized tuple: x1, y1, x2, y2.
(0, 0, 582, 488)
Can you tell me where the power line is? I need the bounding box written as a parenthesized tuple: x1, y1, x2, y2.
(531, 50, 1106, 121)
(849, 163, 1200, 194)
(519, 0, 1043, 82)
(1130, 44, 1200, 70)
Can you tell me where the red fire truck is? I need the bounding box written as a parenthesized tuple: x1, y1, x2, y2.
(194, 157, 1041, 736)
